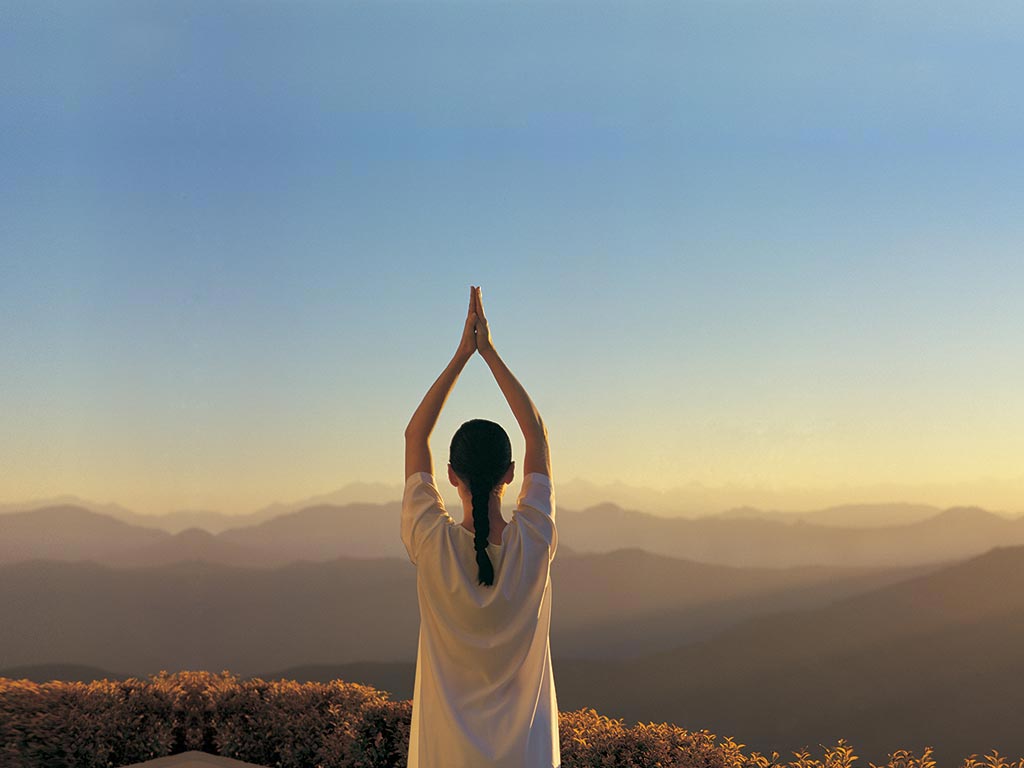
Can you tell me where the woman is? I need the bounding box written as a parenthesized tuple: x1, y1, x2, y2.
(402, 285, 560, 768)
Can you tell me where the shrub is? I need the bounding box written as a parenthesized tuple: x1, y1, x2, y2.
(0, 675, 177, 767)
(205, 672, 388, 768)
(3, 672, 1024, 768)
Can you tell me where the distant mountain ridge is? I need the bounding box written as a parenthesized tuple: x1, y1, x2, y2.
(0, 485, 450, 534)
(7, 545, 1021, 764)
(0, 552, 929, 673)
(102, 527, 287, 569)
(0, 505, 167, 563)
(0, 496, 280, 535)
(556, 501, 1024, 567)
(6, 483, 1021, 532)
(3, 498, 1024, 568)
(553, 543, 1024, 765)
(711, 501, 945, 527)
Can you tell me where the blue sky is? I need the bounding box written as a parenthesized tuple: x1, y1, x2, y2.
(2, 1, 1023, 515)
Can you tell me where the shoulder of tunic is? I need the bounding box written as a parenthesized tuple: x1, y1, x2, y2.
(514, 472, 557, 562)
(401, 472, 451, 565)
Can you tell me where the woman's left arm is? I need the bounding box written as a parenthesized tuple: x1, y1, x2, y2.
(404, 286, 479, 478)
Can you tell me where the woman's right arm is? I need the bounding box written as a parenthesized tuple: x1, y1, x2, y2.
(472, 286, 551, 477)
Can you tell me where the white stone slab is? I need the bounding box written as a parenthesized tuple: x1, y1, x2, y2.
(120, 751, 271, 768)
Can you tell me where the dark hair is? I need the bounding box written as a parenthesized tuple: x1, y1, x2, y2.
(449, 419, 512, 587)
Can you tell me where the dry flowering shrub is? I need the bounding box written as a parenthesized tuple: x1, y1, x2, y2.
(958, 753, 1024, 768)
(151, 669, 227, 752)
(5, 673, 1024, 768)
(718, 735, 781, 768)
(0, 671, 390, 768)
(0, 674, 179, 767)
(559, 707, 630, 766)
(0, 677, 48, 766)
(871, 747, 936, 768)
(777, 739, 860, 768)
(212, 673, 388, 768)
(83, 676, 179, 765)
(330, 698, 412, 768)
(557, 707, 730, 768)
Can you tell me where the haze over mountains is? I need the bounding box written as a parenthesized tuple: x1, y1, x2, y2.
(555, 544, 1024, 766)
(4, 479, 1022, 532)
(557, 502, 1024, 567)
(3, 544, 1022, 764)
(0, 484, 419, 535)
(715, 502, 943, 528)
(259, 546, 1024, 765)
(4, 496, 1024, 569)
(0, 550, 937, 672)
(3, 491, 1023, 763)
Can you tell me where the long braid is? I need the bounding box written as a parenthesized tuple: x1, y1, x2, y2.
(450, 419, 512, 589)
(470, 477, 496, 586)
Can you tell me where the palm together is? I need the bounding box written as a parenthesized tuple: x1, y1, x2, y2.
(457, 285, 494, 361)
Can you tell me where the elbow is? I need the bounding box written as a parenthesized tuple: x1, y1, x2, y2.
(530, 416, 548, 443)
(405, 419, 434, 442)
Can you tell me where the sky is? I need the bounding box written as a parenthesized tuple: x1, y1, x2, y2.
(2, 0, 1023, 516)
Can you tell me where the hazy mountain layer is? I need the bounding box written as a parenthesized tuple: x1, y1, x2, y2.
(4, 547, 1020, 763)
(4, 499, 1022, 568)
(557, 503, 1024, 566)
(554, 545, 1024, 765)
(0, 553, 927, 672)
(264, 548, 1024, 764)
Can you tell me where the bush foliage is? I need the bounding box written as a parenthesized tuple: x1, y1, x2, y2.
(1, 670, 1021, 768)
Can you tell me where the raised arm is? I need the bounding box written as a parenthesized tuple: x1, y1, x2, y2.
(472, 286, 551, 477)
(404, 288, 478, 479)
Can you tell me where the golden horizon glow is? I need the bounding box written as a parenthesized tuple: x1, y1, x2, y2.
(3, 4, 1022, 519)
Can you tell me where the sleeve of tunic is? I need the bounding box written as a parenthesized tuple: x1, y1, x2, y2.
(513, 472, 557, 563)
(400, 471, 451, 565)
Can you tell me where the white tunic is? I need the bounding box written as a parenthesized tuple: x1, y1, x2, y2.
(401, 471, 560, 768)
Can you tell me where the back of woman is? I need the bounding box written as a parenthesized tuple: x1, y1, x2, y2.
(402, 471, 558, 766)
(402, 286, 560, 767)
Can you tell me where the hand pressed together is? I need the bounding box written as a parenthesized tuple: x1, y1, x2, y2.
(456, 285, 495, 360)
(407, 282, 550, 480)
(471, 286, 495, 356)
(455, 286, 479, 362)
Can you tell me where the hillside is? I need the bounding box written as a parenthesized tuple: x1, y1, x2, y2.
(0, 505, 167, 563)
(4, 545, 1020, 763)
(557, 502, 1024, 566)
(553, 544, 1024, 765)
(546, 548, 936, 658)
(0, 552, 927, 673)
(712, 502, 944, 527)
(217, 502, 408, 560)
(101, 527, 287, 569)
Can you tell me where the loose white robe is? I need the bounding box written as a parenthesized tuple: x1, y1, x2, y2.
(401, 471, 560, 768)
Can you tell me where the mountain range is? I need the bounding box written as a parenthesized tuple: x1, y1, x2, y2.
(236, 546, 1024, 765)
(3, 499, 1024, 569)
(0, 551, 932, 673)
(5, 484, 1021, 533)
(4, 545, 1021, 764)
(4, 492, 1023, 762)
(557, 502, 1024, 566)
(553, 543, 1024, 766)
